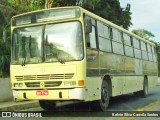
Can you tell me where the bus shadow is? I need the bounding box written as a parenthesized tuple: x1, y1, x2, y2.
(43, 92, 157, 113)
(107, 92, 157, 111)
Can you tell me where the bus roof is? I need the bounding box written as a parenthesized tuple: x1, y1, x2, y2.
(12, 6, 155, 46)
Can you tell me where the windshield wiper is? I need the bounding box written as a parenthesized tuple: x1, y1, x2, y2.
(54, 54, 65, 64)
(29, 35, 32, 58)
(21, 58, 26, 66)
(59, 59, 65, 64)
(21, 36, 26, 66)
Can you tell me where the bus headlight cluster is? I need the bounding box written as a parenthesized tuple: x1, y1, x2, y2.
(14, 83, 23, 87)
(64, 81, 76, 86)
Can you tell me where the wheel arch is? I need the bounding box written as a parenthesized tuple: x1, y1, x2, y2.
(102, 75, 112, 97)
(144, 75, 148, 85)
(142, 75, 149, 97)
(144, 75, 148, 80)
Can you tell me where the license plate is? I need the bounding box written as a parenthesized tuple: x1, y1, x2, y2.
(36, 90, 48, 96)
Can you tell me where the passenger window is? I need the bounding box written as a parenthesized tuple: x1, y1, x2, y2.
(142, 51, 148, 60)
(123, 34, 131, 46)
(123, 33, 133, 57)
(97, 21, 104, 37)
(140, 41, 148, 60)
(112, 41, 124, 55)
(97, 21, 110, 39)
(112, 28, 122, 43)
(141, 41, 147, 51)
(125, 46, 134, 57)
(133, 38, 140, 49)
(147, 44, 152, 53)
(104, 25, 110, 38)
(97, 21, 112, 52)
(134, 49, 141, 59)
(152, 46, 157, 62)
(98, 37, 112, 52)
(147, 44, 153, 61)
(133, 38, 141, 59)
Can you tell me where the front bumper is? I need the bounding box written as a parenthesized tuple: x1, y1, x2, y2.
(13, 88, 86, 102)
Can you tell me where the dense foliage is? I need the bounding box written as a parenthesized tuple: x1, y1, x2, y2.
(132, 29, 155, 40)
(82, 0, 132, 29)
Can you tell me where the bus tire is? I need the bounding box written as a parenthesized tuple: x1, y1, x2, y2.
(91, 80, 110, 111)
(39, 100, 56, 110)
(141, 77, 148, 97)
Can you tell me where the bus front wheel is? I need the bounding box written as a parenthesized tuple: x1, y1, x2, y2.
(91, 80, 110, 111)
(39, 100, 56, 110)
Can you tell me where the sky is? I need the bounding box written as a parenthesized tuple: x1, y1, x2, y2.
(119, 0, 160, 43)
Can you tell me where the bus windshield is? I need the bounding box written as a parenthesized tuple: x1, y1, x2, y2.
(12, 21, 83, 65)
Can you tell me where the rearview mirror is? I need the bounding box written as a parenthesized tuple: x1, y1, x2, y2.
(85, 18, 92, 34)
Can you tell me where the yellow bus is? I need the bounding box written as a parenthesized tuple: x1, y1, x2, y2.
(10, 6, 158, 111)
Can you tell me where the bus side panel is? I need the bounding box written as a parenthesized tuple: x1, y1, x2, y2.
(85, 76, 102, 101)
(143, 60, 158, 88)
(86, 49, 101, 101)
(124, 76, 143, 94)
(123, 58, 143, 94)
(111, 76, 125, 96)
(148, 61, 158, 88)
(99, 52, 125, 97)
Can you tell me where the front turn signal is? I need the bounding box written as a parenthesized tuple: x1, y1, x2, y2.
(78, 80, 84, 86)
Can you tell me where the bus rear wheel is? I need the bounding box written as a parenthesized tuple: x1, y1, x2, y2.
(141, 77, 148, 97)
(91, 80, 110, 111)
(39, 100, 56, 110)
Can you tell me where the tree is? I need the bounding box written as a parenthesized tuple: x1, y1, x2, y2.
(45, 0, 53, 8)
(132, 29, 155, 40)
(45, 0, 79, 8)
(120, 4, 132, 29)
(0, 40, 10, 77)
(7, 0, 44, 11)
(0, 0, 26, 77)
(82, 0, 132, 29)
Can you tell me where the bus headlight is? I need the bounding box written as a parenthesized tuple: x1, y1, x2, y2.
(19, 83, 23, 87)
(14, 83, 23, 87)
(64, 81, 76, 86)
(14, 83, 19, 87)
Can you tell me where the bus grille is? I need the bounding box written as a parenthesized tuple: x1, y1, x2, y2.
(25, 81, 62, 87)
(15, 73, 74, 81)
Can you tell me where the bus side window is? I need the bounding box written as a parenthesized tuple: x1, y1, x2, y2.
(112, 28, 124, 55)
(141, 41, 148, 60)
(124, 34, 134, 57)
(147, 44, 153, 61)
(152, 46, 157, 62)
(97, 21, 112, 52)
(133, 38, 141, 59)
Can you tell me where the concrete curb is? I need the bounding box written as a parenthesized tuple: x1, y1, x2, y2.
(0, 101, 39, 111)
(0, 78, 13, 102)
